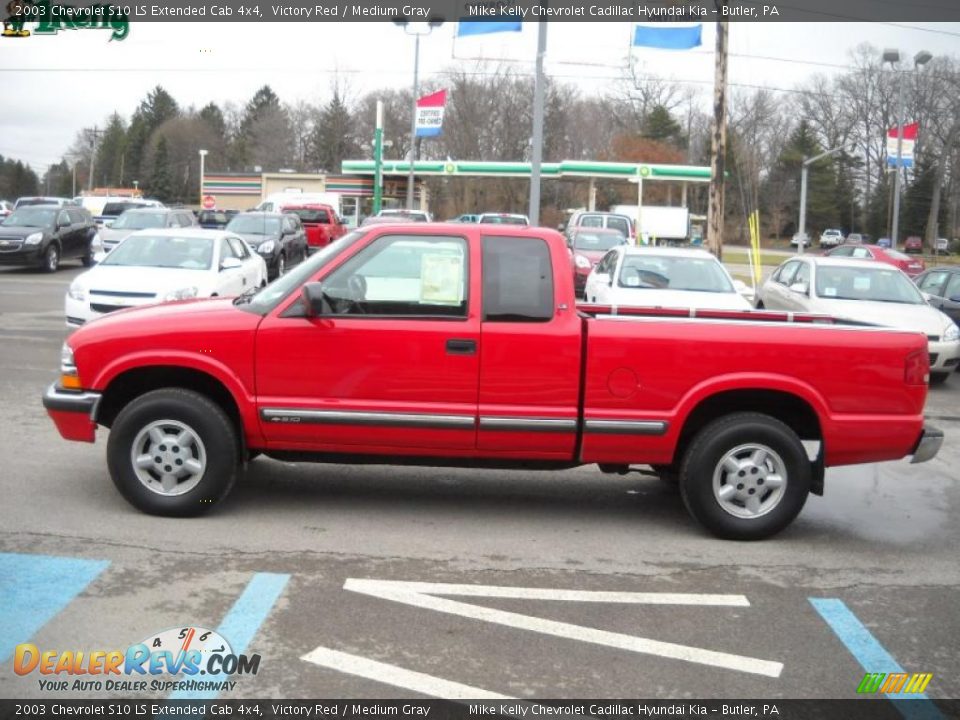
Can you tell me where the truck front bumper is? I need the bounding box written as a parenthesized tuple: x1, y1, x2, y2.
(910, 425, 944, 464)
(42, 383, 101, 443)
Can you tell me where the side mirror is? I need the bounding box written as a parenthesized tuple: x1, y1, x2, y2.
(220, 256, 243, 271)
(789, 281, 809, 295)
(301, 282, 330, 317)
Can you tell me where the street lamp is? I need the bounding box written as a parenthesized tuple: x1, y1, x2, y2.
(198, 149, 209, 207)
(797, 145, 850, 255)
(394, 18, 443, 210)
(883, 48, 932, 247)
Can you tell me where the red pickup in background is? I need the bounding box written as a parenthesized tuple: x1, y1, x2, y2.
(43, 225, 942, 540)
(281, 203, 347, 252)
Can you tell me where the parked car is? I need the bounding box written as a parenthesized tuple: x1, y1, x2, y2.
(225, 211, 308, 280)
(566, 227, 630, 297)
(376, 208, 432, 222)
(819, 229, 843, 247)
(876, 237, 892, 248)
(281, 203, 347, 253)
(196, 210, 233, 229)
(65, 229, 267, 328)
(0, 200, 13, 218)
(790, 232, 810, 248)
(97, 208, 198, 254)
(845, 233, 863, 244)
(756, 256, 960, 383)
(566, 210, 632, 241)
(904, 236, 924, 254)
(0, 204, 98, 272)
(360, 215, 406, 227)
(14, 196, 77, 209)
(478, 212, 530, 226)
(450, 214, 479, 223)
(915, 267, 960, 329)
(43, 223, 942, 539)
(584, 246, 753, 311)
(824, 243, 925, 277)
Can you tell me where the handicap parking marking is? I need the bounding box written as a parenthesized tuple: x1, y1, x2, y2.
(168, 572, 290, 701)
(810, 598, 945, 720)
(340, 579, 783, 678)
(0, 552, 109, 664)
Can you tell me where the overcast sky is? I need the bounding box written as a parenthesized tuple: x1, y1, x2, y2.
(1, 21, 959, 175)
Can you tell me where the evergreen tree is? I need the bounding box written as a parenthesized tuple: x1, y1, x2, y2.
(95, 113, 127, 187)
(307, 89, 359, 172)
(125, 86, 180, 186)
(901, 159, 947, 240)
(642, 105, 684, 146)
(774, 121, 840, 234)
(148, 136, 172, 202)
(199, 102, 227, 138)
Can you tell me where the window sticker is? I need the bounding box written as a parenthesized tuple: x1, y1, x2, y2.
(853, 277, 871, 291)
(823, 287, 837, 297)
(420, 253, 463, 304)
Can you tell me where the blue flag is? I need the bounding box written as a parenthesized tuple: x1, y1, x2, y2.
(633, 24, 702, 50)
(457, 20, 523, 37)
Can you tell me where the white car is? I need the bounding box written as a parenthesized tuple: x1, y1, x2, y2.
(376, 209, 432, 222)
(583, 246, 753, 311)
(757, 256, 960, 383)
(477, 213, 530, 226)
(65, 229, 267, 327)
(819, 229, 843, 247)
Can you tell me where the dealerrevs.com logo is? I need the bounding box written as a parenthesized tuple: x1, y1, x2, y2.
(14, 626, 260, 693)
(2, 0, 130, 40)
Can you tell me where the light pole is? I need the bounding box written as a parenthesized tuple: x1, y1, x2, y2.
(883, 48, 932, 247)
(394, 19, 443, 210)
(198, 149, 208, 207)
(797, 145, 848, 255)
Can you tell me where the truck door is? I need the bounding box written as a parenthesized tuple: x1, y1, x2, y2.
(255, 231, 481, 452)
(477, 235, 582, 459)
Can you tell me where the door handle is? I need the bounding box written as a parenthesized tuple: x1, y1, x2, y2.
(446, 339, 476, 355)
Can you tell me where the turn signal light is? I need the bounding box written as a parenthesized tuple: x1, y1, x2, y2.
(904, 349, 930, 386)
(60, 374, 83, 390)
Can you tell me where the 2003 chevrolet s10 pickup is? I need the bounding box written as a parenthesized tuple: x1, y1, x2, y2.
(44, 225, 943, 539)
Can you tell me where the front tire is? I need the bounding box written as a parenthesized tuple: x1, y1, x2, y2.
(42, 243, 60, 273)
(679, 412, 810, 540)
(107, 388, 239, 516)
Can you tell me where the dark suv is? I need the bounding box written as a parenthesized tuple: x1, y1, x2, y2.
(225, 211, 308, 279)
(0, 204, 98, 272)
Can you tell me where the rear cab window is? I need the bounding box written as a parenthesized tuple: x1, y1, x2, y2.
(481, 236, 554, 322)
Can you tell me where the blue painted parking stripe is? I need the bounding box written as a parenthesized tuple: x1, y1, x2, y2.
(809, 598, 945, 720)
(0, 553, 110, 663)
(169, 572, 290, 700)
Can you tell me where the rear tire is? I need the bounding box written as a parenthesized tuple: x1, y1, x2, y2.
(106, 388, 239, 517)
(679, 412, 810, 540)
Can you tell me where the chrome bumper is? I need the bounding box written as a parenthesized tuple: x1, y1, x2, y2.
(42, 383, 102, 420)
(910, 425, 944, 464)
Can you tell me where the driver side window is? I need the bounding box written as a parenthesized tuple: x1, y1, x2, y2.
(321, 234, 468, 318)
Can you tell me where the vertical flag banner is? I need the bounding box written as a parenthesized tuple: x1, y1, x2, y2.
(632, 23, 703, 50)
(886, 122, 919, 168)
(456, 21, 523, 37)
(415, 90, 447, 138)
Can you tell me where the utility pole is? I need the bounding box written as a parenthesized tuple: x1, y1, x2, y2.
(373, 100, 384, 214)
(528, 16, 548, 227)
(85, 126, 103, 193)
(707, 14, 728, 260)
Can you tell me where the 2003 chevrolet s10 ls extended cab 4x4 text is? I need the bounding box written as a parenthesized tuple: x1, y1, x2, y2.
(43, 225, 943, 539)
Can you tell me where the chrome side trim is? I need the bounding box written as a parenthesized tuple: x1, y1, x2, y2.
(910, 425, 943, 464)
(584, 419, 668, 436)
(479, 416, 578, 433)
(260, 408, 476, 430)
(42, 383, 102, 420)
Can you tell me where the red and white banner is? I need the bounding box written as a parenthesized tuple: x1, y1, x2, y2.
(886, 122, 919, 168)
(415, 90, 447, 138)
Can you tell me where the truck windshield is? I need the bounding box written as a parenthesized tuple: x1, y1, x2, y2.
(237, 230, 368, 314)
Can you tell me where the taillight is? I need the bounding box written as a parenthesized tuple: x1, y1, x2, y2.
(904, 348, 929, 386)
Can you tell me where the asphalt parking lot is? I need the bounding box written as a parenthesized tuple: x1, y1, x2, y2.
(0, 261, 958, 709)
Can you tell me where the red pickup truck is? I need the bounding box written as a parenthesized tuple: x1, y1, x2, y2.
(281, 203, 347, 252)
(43, 225, 942, 539)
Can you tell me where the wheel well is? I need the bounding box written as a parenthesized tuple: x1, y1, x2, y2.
(97, 367, 243, 443)
(672, 389, 822, 466)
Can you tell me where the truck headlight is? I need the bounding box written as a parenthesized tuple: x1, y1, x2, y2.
(944, 324, 959, 343)
(24, 232, 43, 245)
(257, 240, 275, 254)
(67, 280, 86, 301)
(575, 254, 591, 269)
(60, 342, 81, 390)
(162, 287, 198, 302)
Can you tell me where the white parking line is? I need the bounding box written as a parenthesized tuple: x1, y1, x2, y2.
(301, 646, 514, 700)
(344, 579, 783, 678)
